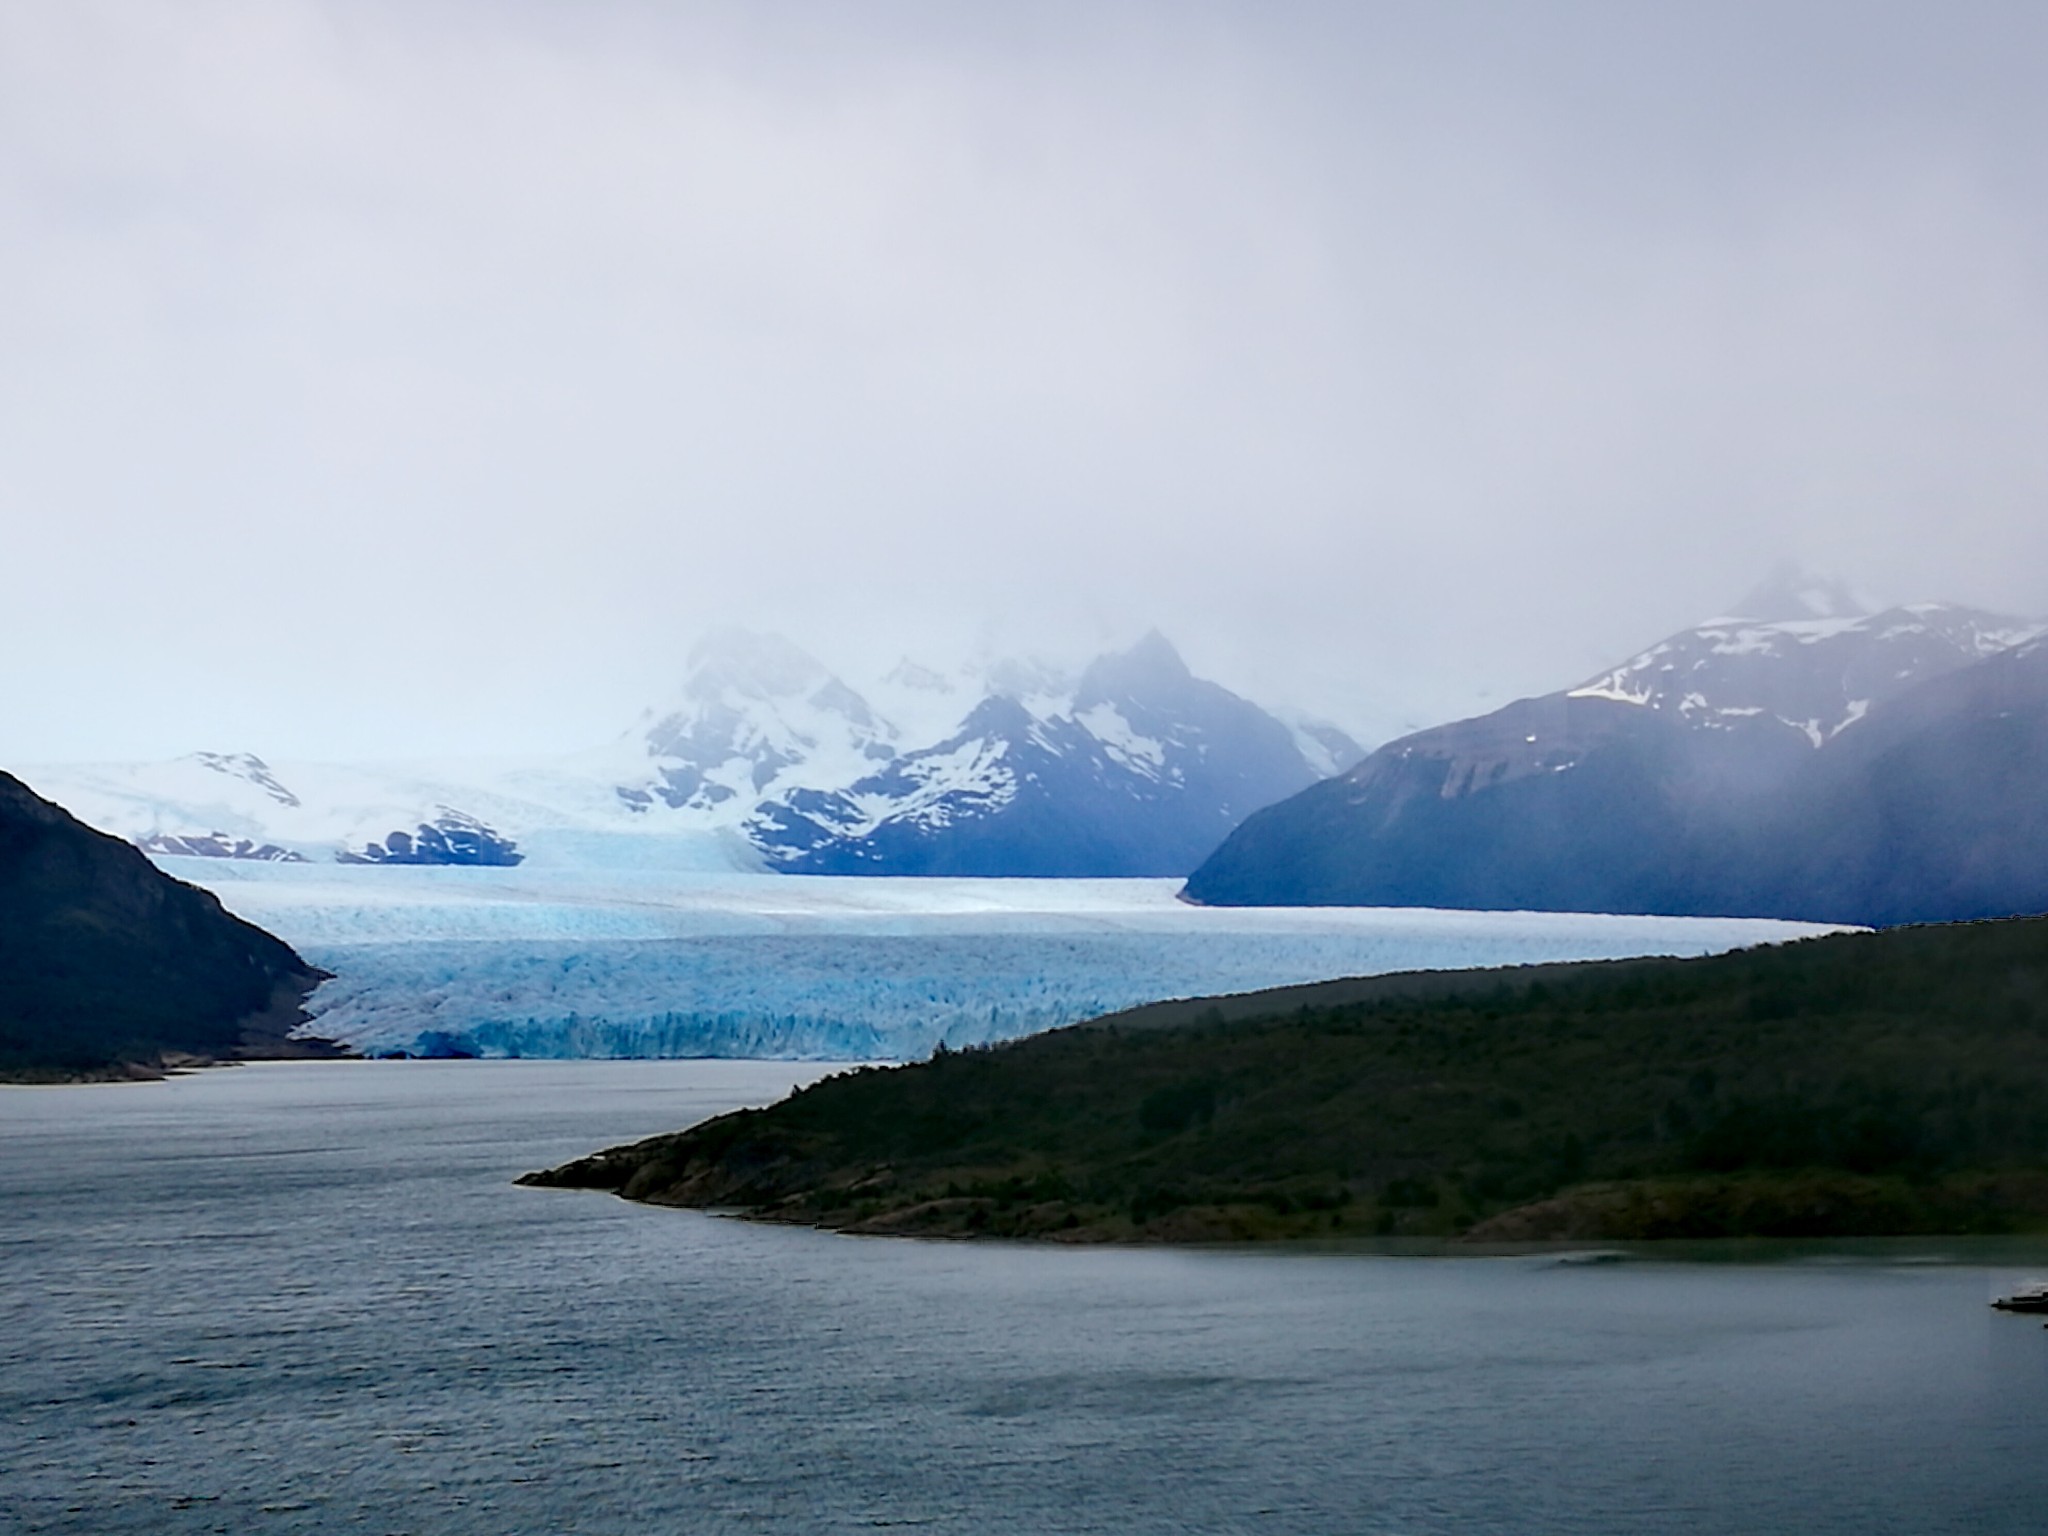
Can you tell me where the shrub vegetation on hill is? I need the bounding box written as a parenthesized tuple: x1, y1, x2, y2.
(527, 916, 2048, 1241)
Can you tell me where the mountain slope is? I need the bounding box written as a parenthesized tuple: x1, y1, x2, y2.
(749, 633, 1340, 877)
(20, 630, 1360, 880)
(25, 752, 535, 869)
(1184, 581, 2048, 923)
(1741, 637, 2048, 924)
(618, 628, 898, 816)
(0, 772, 333, 1079)
(13, 630, 880, 872)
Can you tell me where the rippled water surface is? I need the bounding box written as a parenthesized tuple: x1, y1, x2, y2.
(6, 1061, 2047, 1534)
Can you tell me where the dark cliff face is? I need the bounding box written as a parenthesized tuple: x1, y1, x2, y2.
(0, 772, 332, 1078)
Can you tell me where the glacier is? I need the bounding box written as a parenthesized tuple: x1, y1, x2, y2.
(162, 859, 1847, 1061)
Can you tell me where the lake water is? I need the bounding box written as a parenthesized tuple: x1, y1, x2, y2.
(6, 1061, 2047, 1534)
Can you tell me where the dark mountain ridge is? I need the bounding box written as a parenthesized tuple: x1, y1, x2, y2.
(1184, 586, 2048, 925)
(0, 772, 336, 1080)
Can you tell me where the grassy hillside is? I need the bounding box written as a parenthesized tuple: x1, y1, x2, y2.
(525, 916, 2048, 1242)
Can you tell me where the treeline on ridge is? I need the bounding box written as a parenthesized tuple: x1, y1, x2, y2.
(525, 915, 2048, 1242)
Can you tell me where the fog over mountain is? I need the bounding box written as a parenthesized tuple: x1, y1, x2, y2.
(19, 629, 1360, 878)
(5, 1, 2048, 762)
(1183, 570, 2048, 924)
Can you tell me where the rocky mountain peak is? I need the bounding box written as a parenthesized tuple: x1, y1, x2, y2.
(881, 658, 953, 694)
(1073, 630, 1195, 709)
(1726, 563, 1870, 624)
(190, 751, 300, 808)
(744, 629, 1342, 878)
(632, 630, 893, 815)
(681, 628, 845, 707)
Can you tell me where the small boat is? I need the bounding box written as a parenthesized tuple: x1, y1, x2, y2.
(1990, 1285, 2048, 1315)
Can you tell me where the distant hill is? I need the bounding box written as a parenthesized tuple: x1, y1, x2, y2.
(1183, 571, 2048, 925)
(0, 772, 335, 1080)
(521, 914, 2048, 1242)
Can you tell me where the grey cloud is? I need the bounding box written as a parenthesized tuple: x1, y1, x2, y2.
(2, 0, 2045, 758)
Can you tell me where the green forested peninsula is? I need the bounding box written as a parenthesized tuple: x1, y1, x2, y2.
(526, 916, 2048, 1242)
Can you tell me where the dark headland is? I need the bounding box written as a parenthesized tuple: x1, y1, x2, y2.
(0, 771, 340, 1082)
(525, 915, 2048, 1242)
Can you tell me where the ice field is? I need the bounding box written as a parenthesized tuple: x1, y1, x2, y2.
(164, 860, 1847, 1060)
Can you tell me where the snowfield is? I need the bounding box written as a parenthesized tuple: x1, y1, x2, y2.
(162, 860, 1847, 1061)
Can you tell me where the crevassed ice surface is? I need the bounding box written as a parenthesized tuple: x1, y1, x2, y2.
(164, 860, 1844, 1060)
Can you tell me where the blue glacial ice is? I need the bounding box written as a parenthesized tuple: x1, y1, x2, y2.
(161, 861, 1848, 1060)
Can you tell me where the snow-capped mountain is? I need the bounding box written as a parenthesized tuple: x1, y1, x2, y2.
(21, 629, 1361, 878)
(1567, 564, 2039, 751)
(1184, 570, 2048, 925)
(616, 628, 898, 816)
(16, 630, 902, 871)
(26, 752, 534, 869)
(747, 632, 1346, 876)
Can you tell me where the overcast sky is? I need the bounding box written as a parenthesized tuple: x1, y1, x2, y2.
(5, 0, 2048, 760)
